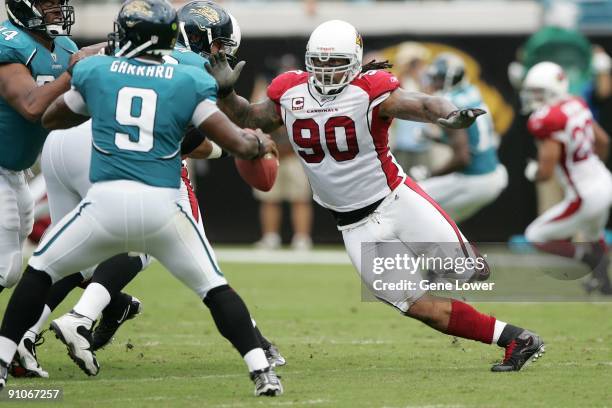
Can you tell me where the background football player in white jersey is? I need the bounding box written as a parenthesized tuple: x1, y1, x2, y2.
(207, 19, 545, 372)
(522, 62, 612, 295)
(413, 53, 508, 222)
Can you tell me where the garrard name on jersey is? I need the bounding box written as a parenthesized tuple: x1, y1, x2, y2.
(110, 60, 174, 79)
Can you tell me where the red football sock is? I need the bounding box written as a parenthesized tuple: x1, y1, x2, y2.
(445, 299, 496, 344)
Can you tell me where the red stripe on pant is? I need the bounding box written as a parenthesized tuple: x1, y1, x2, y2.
(181, 166, 199, 223)
(549, 197, 582, 222)
(403, 178, 469, 257)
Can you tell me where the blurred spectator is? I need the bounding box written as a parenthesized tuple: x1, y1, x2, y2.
(251, 54, 313, 251)
(389, 42, 432, 172)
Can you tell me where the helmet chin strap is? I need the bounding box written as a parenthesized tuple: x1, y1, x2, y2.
(122, 36, 159, 59)
(179, 21, 191, 51)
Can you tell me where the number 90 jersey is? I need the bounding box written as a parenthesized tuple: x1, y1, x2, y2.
(267, 70, 405, 212)
(71, 55, 217, 189)
(527, 96, 612, 197)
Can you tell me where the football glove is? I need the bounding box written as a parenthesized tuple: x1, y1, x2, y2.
(437, 108, 486, 129)
(205, 50, 246, 98)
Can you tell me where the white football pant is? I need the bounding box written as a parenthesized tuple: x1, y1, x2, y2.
(0, 168, 34, 288)
(419, 164, 508, 222)
(341, 179, 480, 313)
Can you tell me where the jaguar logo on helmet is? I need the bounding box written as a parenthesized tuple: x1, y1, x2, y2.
(123, 1, 153, 18)
(190, 6, 221, 24)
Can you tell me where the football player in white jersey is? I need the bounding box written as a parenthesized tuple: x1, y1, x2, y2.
(522, 62, 612, 294)
(207, 19, 545, 372)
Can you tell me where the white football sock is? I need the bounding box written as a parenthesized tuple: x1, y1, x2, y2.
(492, 320, 507, 345)
(0, 337, 18, 364)
(243, 348, 269, 372)
(73, 282, 112, 321)
(27, 305, 51, 337)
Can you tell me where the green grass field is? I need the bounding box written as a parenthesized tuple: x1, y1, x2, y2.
(1, 259, 611, 407)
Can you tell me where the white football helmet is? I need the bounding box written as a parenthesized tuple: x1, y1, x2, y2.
(520, 62, 569, 113)
(305, 20, 363, 95)
(227, 13, 242, 58)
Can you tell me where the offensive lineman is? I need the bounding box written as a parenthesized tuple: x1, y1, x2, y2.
(207, 19, 545, 371)
(0, 0, 84, 293)
(522, 62, 612, 294)
(0, 0, 283, 396)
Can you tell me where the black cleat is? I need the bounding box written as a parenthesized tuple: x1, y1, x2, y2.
(491, 330, 545, 372)
(250, 366, 283, 396)
(92, 294, 141, 351)
(264, 344, 286, 367)
(0, 359, 8, 390)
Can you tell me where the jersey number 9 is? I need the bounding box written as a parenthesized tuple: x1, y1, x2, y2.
(115, 87, 157, 152)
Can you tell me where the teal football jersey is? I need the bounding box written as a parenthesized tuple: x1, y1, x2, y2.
(71, 55, 217, 188)
(444, 83, 498, 175)
(165, 44, 209, 68)
(0, 20, 77, 170)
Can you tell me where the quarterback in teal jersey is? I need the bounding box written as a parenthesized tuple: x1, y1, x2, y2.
(417, 53, 508, 222)
(0, 0, 283, 397)
(0, 0, 95, 294)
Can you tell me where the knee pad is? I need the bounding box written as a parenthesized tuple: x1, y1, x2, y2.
(0, 250, 24, 288)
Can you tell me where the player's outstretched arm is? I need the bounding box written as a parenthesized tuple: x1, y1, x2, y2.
(378, 88, 485, 129)
(205, 51, 283, 132)
(196, 109, 277, 160)
(0, 63, 72, 123)
(0, 49, 97, 123)
(41, 89, 90, 130)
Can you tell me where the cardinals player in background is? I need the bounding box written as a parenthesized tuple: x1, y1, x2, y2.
(206, 19, 546, 372)
(522, 62, 612, 295)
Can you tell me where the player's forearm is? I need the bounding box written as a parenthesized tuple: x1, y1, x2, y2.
(217, 92, 280, 133)
(23, 73, 72, 123)
(216, 91, 255, 128)
(41, 95, 88, 130)
(420, 95, 458, 123)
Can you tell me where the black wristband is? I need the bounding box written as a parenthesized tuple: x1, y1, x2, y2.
(217, 86, 234, 99)
(66, 62, 75, 76)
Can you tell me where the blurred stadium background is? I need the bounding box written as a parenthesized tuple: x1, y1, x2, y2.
(7, 0, 612, 246)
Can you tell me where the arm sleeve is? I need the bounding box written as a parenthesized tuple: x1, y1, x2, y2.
(63, 87, 88, 115)
(180, 125, 207, 155)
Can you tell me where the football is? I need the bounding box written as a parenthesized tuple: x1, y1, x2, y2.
(234, 152, 279, 192)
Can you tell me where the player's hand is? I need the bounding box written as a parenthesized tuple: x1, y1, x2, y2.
(206, 50, 246, 98)
(408, 165, 430, 182)
(437, 108, 486, 129)
(524, 159, 539, 182)
(67, 46, 102, 75)
(245, 128, 278, 159)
